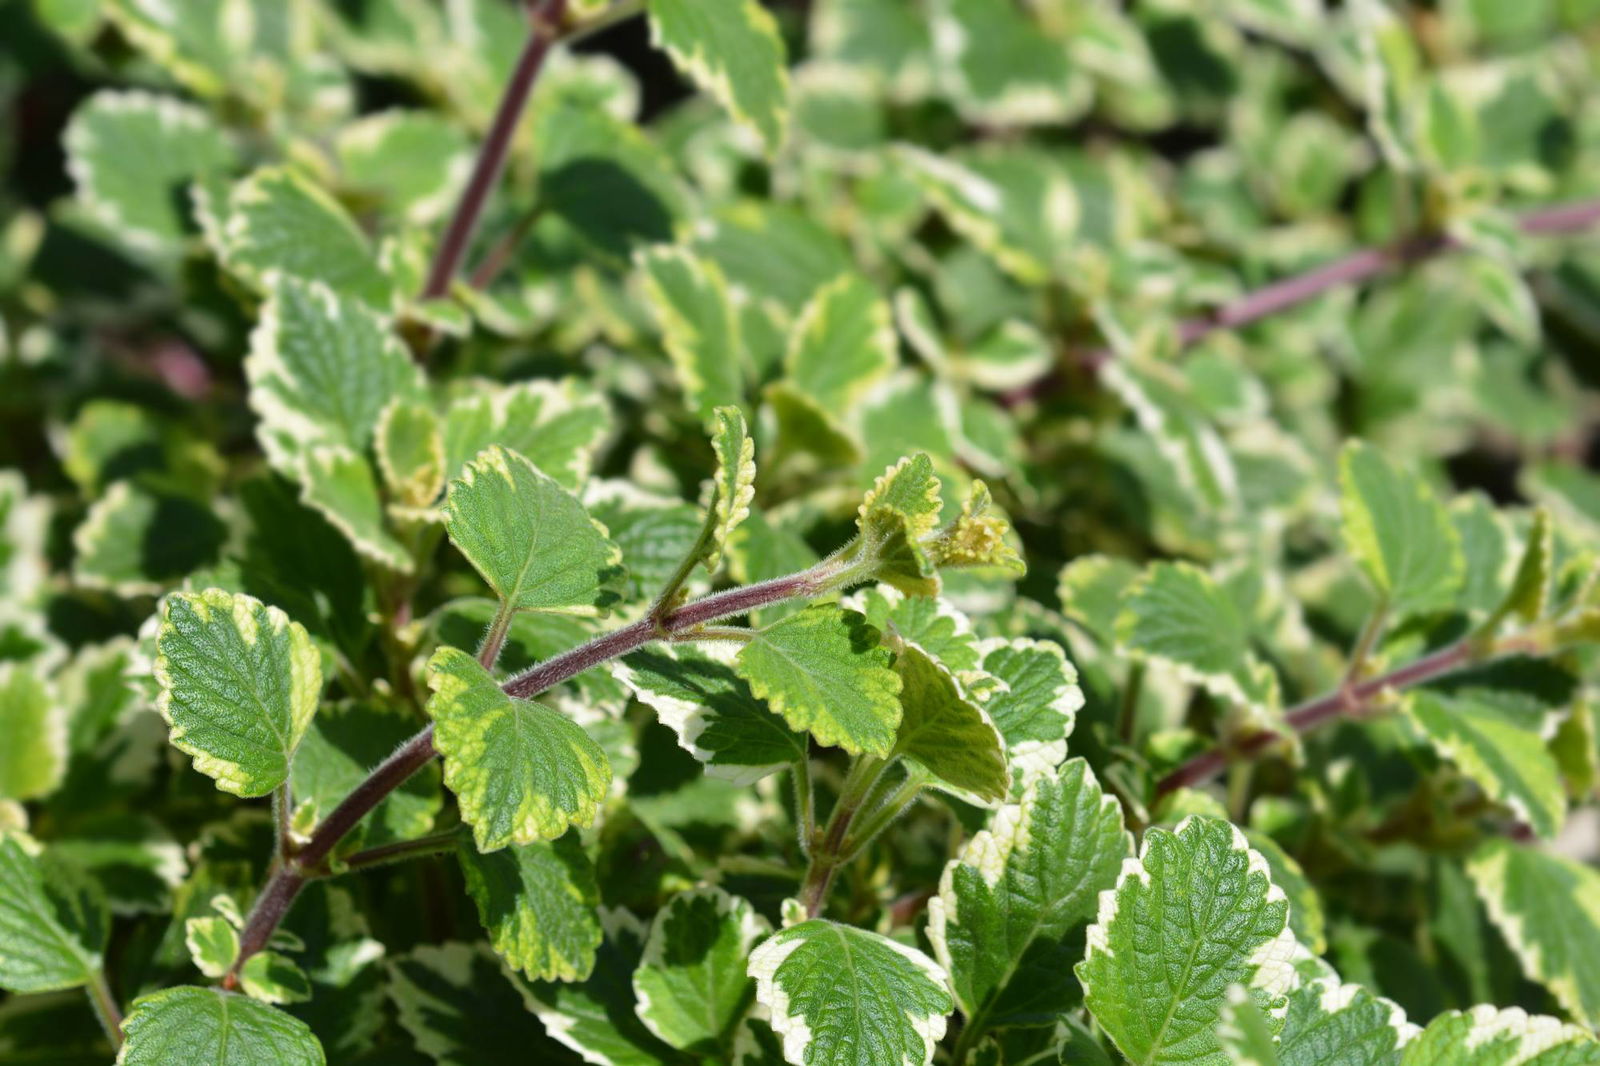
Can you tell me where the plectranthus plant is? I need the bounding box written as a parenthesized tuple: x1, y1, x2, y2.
(4, 0, 1600, 1063)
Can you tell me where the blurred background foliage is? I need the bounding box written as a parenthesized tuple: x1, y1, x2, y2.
(3, 0, 1600, 1060)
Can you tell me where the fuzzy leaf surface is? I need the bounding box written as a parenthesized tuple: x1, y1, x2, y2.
(457, 833, 603, 982)
(426, 647, 612, 851)
(153, 590, 322, 798)
(117, 986, 325, 1065)
(1338, 442, 1464, 613)
(633, 886, 767, 1053)
(748, 919, 953, 1066)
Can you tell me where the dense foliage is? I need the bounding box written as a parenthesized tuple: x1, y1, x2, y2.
(4, 0, 1600, 1062)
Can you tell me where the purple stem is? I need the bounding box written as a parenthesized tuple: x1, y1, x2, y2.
(227, 564, 840, 979)
(1006, 196, 1600, 402)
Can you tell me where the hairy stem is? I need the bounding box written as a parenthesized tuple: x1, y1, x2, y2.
(86, 970, 123, 1049)
(228, 557, 859, 978)
(799, 756, 889, 918)
(1004, 196, 1600, 406)
(478, 599, 515, 670)
(319, 829, 466, 877)
(1155, 638, 1478, 796)
(418, 0, 569, 301)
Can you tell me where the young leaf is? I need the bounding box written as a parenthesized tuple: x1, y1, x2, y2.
(705, 405, 756, 573)
(734, 605, 903, 757)
(1467, 839, 1600, 1029)
(633, 886, 767, 1053)
(153, 590, 322, 798)
(975, 638, 1083, 791)
(185, 916, 239, 979)
(0, 834, 104, 993)
(857, 454, 944, 596)
(64, 90, 235, 255)
(220, 167, 394, 308)
(239, 951, 312, 1005)
(1400, 1005, 1600, 1065)
(426, 647, 612, 852)
(375, 400, 447, 510)
(1338, 442, 1464, 614)
(614, 645, 807, 785)
(0, 664, 65, 801)
(786, 273, 897, 413)
(636, 246, 743, 421)
(1078, 816, 1296, 1066)
(1406, 690, 1565, 840)
(298, 446, 414, 574)
(1116, 562, 1279, 712)
(443, 445, 624, 617)
(118, 986, 325, 1065)
(457, 832, 603, 982)
(646, 0, 790, 155)
(927, 760, 1130, 1035)
(1489, 508, 1553, 629)
(246, 275, 425, 471)
(748, 919, 953, 1066)
(849, 585, 982, 677)
(891, 641, 1010, 805)
(924, 480, 1026, 578)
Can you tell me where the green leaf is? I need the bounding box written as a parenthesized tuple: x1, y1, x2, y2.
(975, 638, 1083, 791)
(375, 400, 447, 510)
(848, 585, 982, 677)
(1400, 1005, 1600, 1065)
(1338, 442, 1464, 614)
(457, 832, 602, 982)
(220, 167, 394, 308)
(426, 647, 612, 851)
(586, 486, 708, 604)
(0, 664, 65, 801)
(0, 834, 105, 993)
(528, 910, 682, 1065)
(246, 275, 425, 471)
(636, 246, 744, 422)
(857, 454, 944, 596)
(785, 273, 896, 413)
(646, 0, 788, 154)
(443, 445, 624, 617)
(334, 109, 471, 226)
(239, 951, 312, 1005)
(734, 605, 903, 756)
(1116, 562, 1279, 713)
(298, 446, 414, 574)
(891, 641, 1010, 805)
(154, 589, 322, 798)
(441, 379, 610, 491)
(1467, 838, 1600, 1029)
(615, 645, 807, 785)
(389, 942, 567, 1065)
(928, 759, 1130, 1035)
(1271, 960, 1416, 1066)
(1056, 550, 1145, 643)
(1078, 816, 1296, 1066)
(1406, 690, 1565, 840)
(290, 701, 443, 855)
(634, 886, 768, 1053)
(1242, 830, 1327, 956)
(1102, 359, 1240, 514)
(64, 90, 235, 255)
(748, 919, 953, 1066)
(185, 916, 239, 979)
(1466, 256, 1541, 349)
(1490, 508, 1553, 629)
(705, 406, 756, 573)
(932, 0, 1078, 126)
(72, 482, 226, 596)
(117, 986, 325, 1065)
(533, 94, 689, 261)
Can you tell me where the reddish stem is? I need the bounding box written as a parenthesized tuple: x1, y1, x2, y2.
(418, 0, 569, 302)
(1005, 197, 1600, 404)
(1154, 639, 1475, 796)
